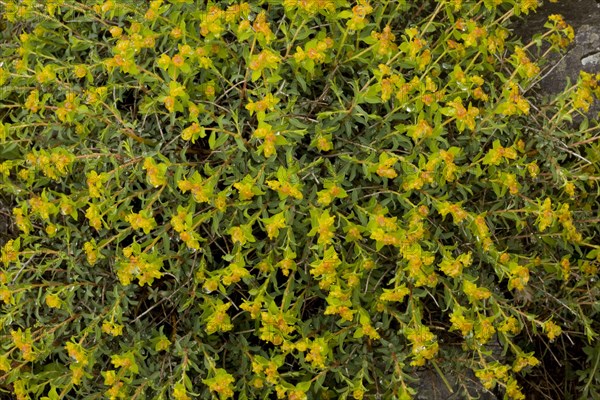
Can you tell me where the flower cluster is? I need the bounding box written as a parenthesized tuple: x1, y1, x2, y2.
(115, 244, 163, 286)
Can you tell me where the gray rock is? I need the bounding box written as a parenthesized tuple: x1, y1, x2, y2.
(513, 0, 600, 119)
(415, 367, 499, 400)
(581, 50, 600, 68)
(538, 23, 600, 95)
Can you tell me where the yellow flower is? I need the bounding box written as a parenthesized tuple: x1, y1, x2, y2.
(372, 25, 397, 56)
(252, 11, 275, 43)
(439, 253, 471, 278)
(126, 211, 156, 234)
(13, 207, 31, 235)
(475, 368, 496, 390)
(29, 194, 56, 220)
(289, 388, 308, 400)
(205, 303, 233, 334)
(199, 6, 225, 37)
(263, 212, 286, 239)
(475, 316, 496, 344)
(102, 321, 124, 337)
(437, 201, 468, 224)
(473, 86, 489, 101)
(249, 50, 281, 72)
(347, 2, 373, 31)
(46, 293, 62, 308)
(25, 89, 40, 112)
(0, 355, 10, 372)
(537, 198, 554, 231)
(157, 53, 171, 70)
(505, 377, 525, 400)
(181, 122, 204, 142)
(36, 65, 56, 84)
(155, 335, 171, 351)
(65, 341, 88, 365)
(173, 382, 191, 400)
(246, 93, 280, 115)
(499, 316, 521, 335)
(105, 382, 126, 400)
(203, 278, 219, 293)
(581, 261, 598, 276)
(503, 173, 519, 195)
(12, 329, 37, 361)
(406, 325, 438, 366)
(253, 124, 284, 157)
(142, 157, 168, 187)
(284, 0, 336, 14)
(84, 240, 100, 265)
(544, 320, 562, 342)
(103, 370, 117, 386)
(44, 223, 58, 237)
(266, 179, 303, 200)
(251, 377, 264, 388)
(520, 0, 538, 14)
(447, 97, 479, 130)
(513, 354, 540, 372)
(324, 302, 355, 322)
(277, 257, 296, 277)
(0, 286, 13, 305)
(564, 182, 575, 198)
(305, 338, 328, 369)
(315, 136, 333, 152)
(375, 156, 397, 179)
(309, 209, 336, 246)
(87, 171, 109, 198)
(170, 27, 183, 39)
(225, 3, 251, 21)
(463, 280, 492, 302)
(560, 257, 571, 281)
(163, 96, 175, 112)
(111, 352, 139, 374)
(179, 230, 200, 250)
(234, 181, 255, 200)
(203, 368, 235, 399)
(204, 84, 215, 98)
(572, 86, 594, 112)
(508, 264, 530, 291)
(241, 299, 262, 319)
(1, 239, 19, 266)
(450, 309, 474, 336)
(229, 226, 244, 245)
(74, 64, 88, 78)
(408, 119, 433, 142)
(379, 286, 410, 303)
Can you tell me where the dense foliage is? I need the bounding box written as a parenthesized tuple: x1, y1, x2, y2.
(1, 0, 599, 399)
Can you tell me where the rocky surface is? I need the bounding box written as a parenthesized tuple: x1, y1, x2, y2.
(415, 366, 499, 400)
(514, 0, 600, 111)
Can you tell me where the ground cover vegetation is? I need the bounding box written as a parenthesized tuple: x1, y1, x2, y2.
(0, 0, 599, 398)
